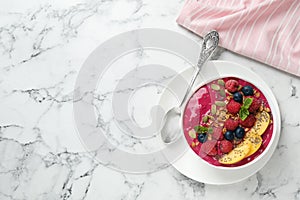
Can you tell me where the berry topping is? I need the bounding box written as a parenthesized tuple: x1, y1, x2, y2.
(197, 133, 208, 143)
(184, 77, 273, 167)
(225, 79, 239, 93)
(200, 140, 217, 156)
(226, 100, 241, 114)
(233, 92, 243, 103)
(242, 85, 254, 96)
(234, 126, 245, 139)
(240, 114, 256, 128)
(212, 127, 224, 140)
(220, 140, 233, 153)
(224, 131, 234, 141)
(248, 98, 261, 113)
(224, 118, 239, 131)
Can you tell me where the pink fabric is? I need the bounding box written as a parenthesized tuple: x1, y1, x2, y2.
(177, 0, 300, 76)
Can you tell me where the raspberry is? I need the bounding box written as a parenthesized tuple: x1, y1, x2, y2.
(226, 99, 241, 114)
(224, 118, 239, 131)
(240, 114, 256, 128)
(212, 127, 224, 140)
(200, 140, 217, 156)
(219, 140, 233, 153)
(249, 98, 261, 113)
(225, 79, 239, 93)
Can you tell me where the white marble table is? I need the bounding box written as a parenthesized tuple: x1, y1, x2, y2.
(1, 0, 300, 199)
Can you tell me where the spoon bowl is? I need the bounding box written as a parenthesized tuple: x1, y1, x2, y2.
(160, 107, 181, 143)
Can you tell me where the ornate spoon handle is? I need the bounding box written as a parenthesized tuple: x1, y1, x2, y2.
(179, 30, 219, 108)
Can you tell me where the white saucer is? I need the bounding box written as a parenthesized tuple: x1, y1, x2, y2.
(159, 60, 281, 185)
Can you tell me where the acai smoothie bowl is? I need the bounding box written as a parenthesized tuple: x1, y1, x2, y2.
(182, 77, 274, 169)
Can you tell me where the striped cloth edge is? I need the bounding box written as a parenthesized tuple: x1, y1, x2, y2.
(176, 0, 300, 77)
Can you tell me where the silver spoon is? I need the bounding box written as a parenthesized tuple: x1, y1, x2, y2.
(161, 30, 219, 144)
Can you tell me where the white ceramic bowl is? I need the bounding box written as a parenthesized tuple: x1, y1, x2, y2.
(159, 60, 280, 184)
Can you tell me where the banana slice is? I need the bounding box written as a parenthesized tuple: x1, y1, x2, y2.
(239, 134, 262, 157)
(247, 111, 270, 136)
(246, 134, 262, 157)
(219, 144, 251, 165)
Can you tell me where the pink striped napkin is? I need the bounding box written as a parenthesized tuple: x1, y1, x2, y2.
(177, 0, 300, 76)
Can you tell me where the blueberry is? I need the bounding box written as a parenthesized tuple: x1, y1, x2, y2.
(234, 126, 245, 139)
(242, 85, 254, 96)
(233, 92, 243, 103)
(224, 131, 234, 141)
(197, 133, 208, 143)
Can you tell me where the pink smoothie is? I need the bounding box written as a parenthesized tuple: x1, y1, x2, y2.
(182, 77, 273, 167)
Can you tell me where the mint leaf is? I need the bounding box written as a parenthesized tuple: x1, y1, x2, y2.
(239, 107, 249, 121)
(238, 98, 253, 121)
(194, 125, 208, 133)
(243, 98, 253, 109)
